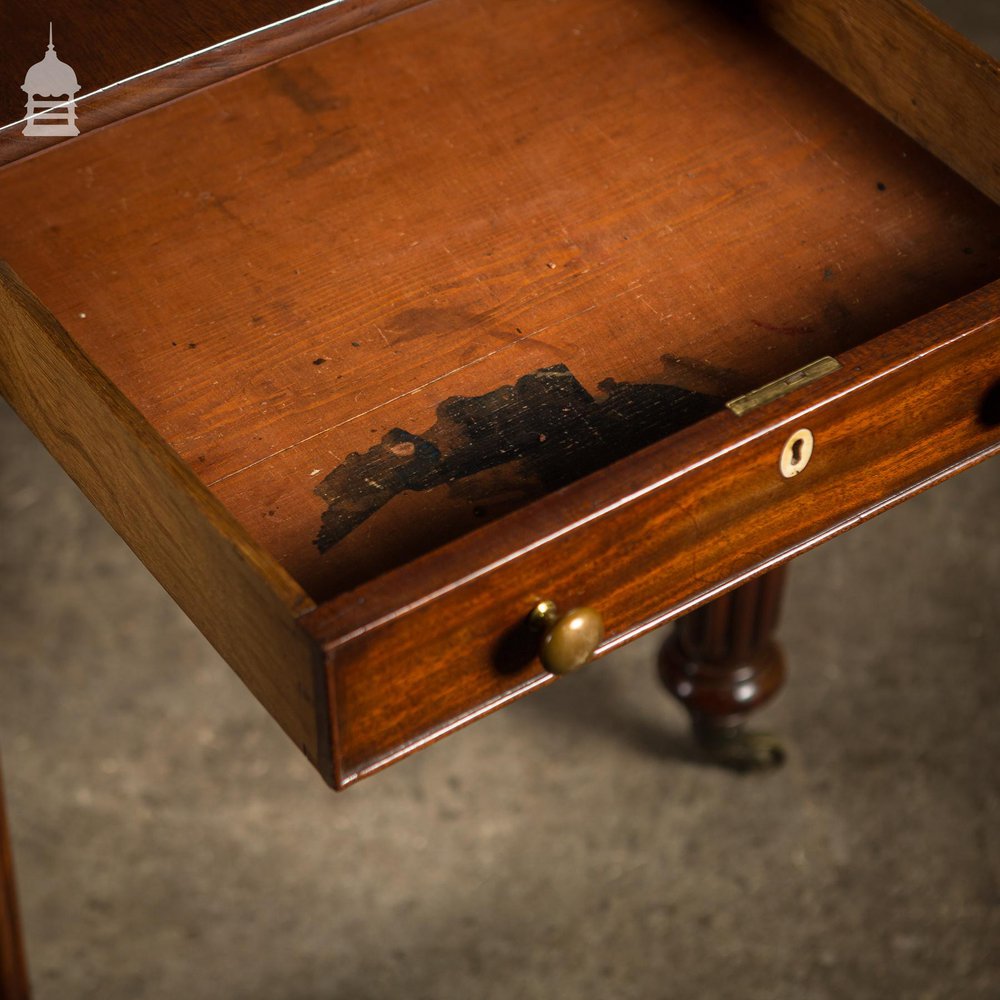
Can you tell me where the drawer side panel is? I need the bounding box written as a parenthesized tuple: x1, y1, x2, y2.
(0, 264, 331, 780)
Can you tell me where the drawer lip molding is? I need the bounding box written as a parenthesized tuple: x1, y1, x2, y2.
(300, 279, 1000, 786)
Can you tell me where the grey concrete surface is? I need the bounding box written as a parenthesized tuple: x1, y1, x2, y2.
(1, 4, 998, 997)
(926, 0, 1000, 54)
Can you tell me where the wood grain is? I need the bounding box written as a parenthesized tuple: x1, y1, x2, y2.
(0, 756, 29, 1000)
(301, 282, 1000, 785)
(754, 0, 1000, 203)
(0, 264, 330, 779)
(0, 0, 996, 602)
(0, 0, 427, 167)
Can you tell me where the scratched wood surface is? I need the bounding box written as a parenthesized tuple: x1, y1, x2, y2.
(0, 0, 997, 601)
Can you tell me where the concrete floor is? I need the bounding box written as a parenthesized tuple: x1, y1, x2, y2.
(1, 4, 999, 997)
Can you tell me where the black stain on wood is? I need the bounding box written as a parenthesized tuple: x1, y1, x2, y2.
(313, 364, 720, 554)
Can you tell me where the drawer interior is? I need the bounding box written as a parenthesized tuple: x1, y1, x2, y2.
(1, 0, 997, 604)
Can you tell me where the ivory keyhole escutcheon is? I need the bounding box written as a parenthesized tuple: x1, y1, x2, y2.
(779, 428, 814, 478)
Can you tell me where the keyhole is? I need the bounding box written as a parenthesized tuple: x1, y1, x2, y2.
(779, 428, 814, 478)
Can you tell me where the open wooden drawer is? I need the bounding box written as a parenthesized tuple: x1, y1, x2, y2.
(1, 0, 998, 787)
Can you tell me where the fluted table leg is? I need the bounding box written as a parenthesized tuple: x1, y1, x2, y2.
(659, 567, 788, 771)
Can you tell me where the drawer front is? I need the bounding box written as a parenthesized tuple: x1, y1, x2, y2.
(304, 284, 1000, 787)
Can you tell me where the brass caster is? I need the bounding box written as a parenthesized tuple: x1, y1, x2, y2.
(696, 726, 786, 773)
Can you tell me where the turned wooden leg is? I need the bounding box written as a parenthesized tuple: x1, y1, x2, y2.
(659, 567, 788, 772)
(0, 755, 30, 999)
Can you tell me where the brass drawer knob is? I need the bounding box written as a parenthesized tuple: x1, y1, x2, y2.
(530, 600, 605, 675)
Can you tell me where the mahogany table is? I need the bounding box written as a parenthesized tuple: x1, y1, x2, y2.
(1, 1, 998, 994)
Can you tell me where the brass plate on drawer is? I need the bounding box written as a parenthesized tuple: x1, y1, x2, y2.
(727, 357, 842, 416)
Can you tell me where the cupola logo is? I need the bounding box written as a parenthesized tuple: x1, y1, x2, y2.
(22, 23, 80, 136)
